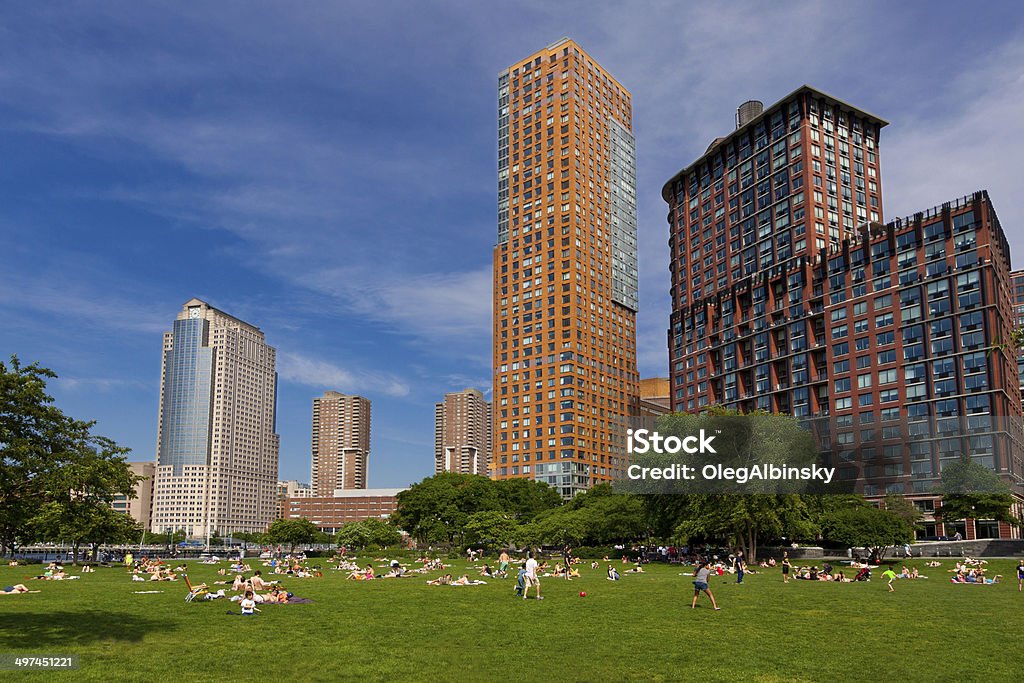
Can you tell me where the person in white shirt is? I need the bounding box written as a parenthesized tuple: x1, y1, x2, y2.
(239, 591, 259, 616)
(524, 554, 542, 600)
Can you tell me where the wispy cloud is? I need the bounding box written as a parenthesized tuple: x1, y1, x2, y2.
(277, 351, 410, 398)
(883, 36, 1024, 259)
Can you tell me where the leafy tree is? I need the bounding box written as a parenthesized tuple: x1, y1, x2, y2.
(393, 473, 502, 544)
(265, 518, 318, 552)
(883, 494, 923, 531)
(638, 409, 825, 559)
(935, 455, 1020, 527)
(822, 505, 914, 562)
(465, 511, 520, 548)
(1, 356, 141, 560)
(335, 518, 401, 550)
(492, 478, 561, 521)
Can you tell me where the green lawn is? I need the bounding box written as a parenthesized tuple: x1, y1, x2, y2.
(1, 557, 1022, 681)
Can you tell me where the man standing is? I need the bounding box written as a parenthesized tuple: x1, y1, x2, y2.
(735, 552, 746, 584)
(524, 553, 542, 600)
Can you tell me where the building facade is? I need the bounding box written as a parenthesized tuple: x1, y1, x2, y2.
(492, 38, 639, 498)
(1011, 269, 1024, 398)
(277, 480, 313, 519)
(111, 461, 156, 531)
(638, 377, 672, 419)
(311, 391, 371, 494)
(435, 388, 492, 476)
(151, 298, 280, 538)
(283, 488, 405, 534)
(663, 91, 1023, 537)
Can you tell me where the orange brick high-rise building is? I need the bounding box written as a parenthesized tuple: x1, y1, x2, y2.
(492, 38, 639, 497)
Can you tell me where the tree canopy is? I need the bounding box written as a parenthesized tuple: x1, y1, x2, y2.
(1, 356, 141, 558)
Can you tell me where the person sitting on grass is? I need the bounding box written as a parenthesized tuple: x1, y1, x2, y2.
(479, 564, 494, 578)
(607, 565, 620, 581)
(567, 566, 580, 579)
(231, 574, 247, 591)
(81, 565, 94, 573)
(2, 584, 40, 594)
(240, 590, 259, 615)
(591, 561, 600, 570)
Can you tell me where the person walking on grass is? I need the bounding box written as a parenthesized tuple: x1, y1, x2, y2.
(1016, 560, 1024, 592)
(524, 553, 542, 600)
(882, 567, 897, 592)
(781, 552, 791, 584)
(691, 561, 720, 610)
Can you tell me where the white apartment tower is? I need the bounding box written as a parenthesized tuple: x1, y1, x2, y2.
(151, 298, 280, 538)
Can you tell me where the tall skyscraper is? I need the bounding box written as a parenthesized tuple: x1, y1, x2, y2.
(311, 391, 371, 494)
(664, 86, 887, 413)
(493, 38, 639, 498)
(151, 298, 280, 538)
(435, 388, 492, 476)
(663, 88, 1024, 538)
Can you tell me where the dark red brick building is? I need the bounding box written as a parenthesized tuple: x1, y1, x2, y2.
(663, 86, 1023, 539)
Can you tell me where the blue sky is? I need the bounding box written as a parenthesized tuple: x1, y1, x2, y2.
(2, 2, 1022, 487)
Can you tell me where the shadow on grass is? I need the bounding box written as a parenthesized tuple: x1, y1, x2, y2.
(0, 611, 169, 649)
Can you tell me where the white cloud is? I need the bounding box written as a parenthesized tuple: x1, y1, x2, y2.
(277, 351, 410, 398)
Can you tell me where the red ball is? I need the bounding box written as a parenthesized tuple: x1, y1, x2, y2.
(579, 591, 586, 597)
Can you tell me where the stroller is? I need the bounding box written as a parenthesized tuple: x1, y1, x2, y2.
(183, 574, 209, 602)
(853, 567, 871, 582)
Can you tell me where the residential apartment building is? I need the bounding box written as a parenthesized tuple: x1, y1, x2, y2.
(151, 298, 280, 538)
(493, 38, 639, 498)
(435, 388, 492, 476)
(663, 88, 1023, 537)
(311, 391, 371, 494)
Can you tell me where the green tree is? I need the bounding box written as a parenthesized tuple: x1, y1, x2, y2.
(336, 518, 402, 549)
(639, 409, 824, 559)
(1, 356, 141, 560)
(883, 494, 923, 532)
(465, 511, 520, 548)
(492, 478, 561, 521)
(393, 473, 501, 544)
(935, 454, 1020, 527)
(265, 518, 319, 552)
(822, 505, 914, 562)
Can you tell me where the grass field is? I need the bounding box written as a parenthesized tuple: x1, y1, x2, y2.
(1, 556, 1023, 682)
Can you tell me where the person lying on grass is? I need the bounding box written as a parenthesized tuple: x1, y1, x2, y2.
(427, 574, 453, 586)
(2, 584, 41, 594)
(452, 575, 486, 586)
(347, 565, 375, 580)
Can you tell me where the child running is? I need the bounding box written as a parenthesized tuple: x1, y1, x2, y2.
(691, 561, 720, 610)
(1017, 560, 1024, 592)
(882, 567, 898, 592)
